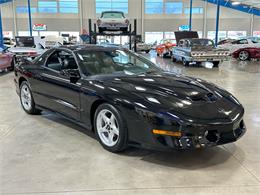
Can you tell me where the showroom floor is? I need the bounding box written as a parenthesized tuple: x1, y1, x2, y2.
(1, 52, 260, 195)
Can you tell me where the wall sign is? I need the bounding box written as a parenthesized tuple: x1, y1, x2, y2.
(33, 24, 47, 31)
(179, 25, 190, 31)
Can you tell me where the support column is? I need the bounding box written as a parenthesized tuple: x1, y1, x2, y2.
(141, 0, 144, 41)
(79, 0, 83, 34)
(27, 0, 32, 36)
(12, 0, 17, 37)
(189, 0, 193, 31)
(250, 14, 254, 36)
(0, 6, 3, 48)
(215, 0, 220, 46)
(203, 0, 207, 38)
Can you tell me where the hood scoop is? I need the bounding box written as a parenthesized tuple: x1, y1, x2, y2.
(190, 92, 217, 102)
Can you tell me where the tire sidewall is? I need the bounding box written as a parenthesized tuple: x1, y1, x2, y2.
(239, 51, 249, 61)
(20, 81, 35, 114)
(94, 103, 128, 152)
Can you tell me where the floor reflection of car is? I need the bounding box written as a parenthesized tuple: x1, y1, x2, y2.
(0, 48, 14, 72)
(15, 45, 246, 153)
(156, 39, 177, 57)
(97, 11, 129, 33)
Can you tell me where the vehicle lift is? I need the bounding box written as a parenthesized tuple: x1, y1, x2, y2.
(88, 19, 138, 52)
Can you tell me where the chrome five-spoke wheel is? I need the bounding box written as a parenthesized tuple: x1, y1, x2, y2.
(96, 109, 119, 147)
(21, 83, 32, 111)
(239, 51, 249, 61)
(94, 103, 127, 152)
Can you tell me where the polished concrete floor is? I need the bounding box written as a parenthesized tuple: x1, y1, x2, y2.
(1, 52, 260, 195)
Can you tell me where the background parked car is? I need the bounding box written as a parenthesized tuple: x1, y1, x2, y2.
(156, 39, 177, 57)
(232, 47, 260, 61)
(218, 38, 260, 53)
(0, 48, 14, 72)
(97, 11, 129, 33)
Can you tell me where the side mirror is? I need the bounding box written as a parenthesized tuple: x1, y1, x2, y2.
(60, 69, 81, 84)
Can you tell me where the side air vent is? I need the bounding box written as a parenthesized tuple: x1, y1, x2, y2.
(190, 93, 217, 102)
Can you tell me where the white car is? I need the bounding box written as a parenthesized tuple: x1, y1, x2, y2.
(8, 37, 45, 61)
(218, 38, 260, 53)
(97, 11, 129, 33)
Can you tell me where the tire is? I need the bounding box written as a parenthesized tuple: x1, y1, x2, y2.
(157, 53, 159, 56)
(99, 27, 104, 33)
(238, 50, 250, 61)
(182, 58, 189, 66)
(163, 53, 167, 58)
(145, 50, 150, 53)
(94, 103, 128, 153)
(20, 81, 41, 115)
(213, 61, 220, 68)
(172, 57, 177, 62)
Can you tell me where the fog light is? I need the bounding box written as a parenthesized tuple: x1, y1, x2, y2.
(152, 129, 182, 137)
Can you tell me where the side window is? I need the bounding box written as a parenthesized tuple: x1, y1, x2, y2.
(184, 40, 189, 47)
(45, 50, 78, 71)
(238, 39, 248, 44)
(46, 52, 62, 71)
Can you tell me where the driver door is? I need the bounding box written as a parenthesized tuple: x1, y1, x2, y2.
(36, 49, 82, 121)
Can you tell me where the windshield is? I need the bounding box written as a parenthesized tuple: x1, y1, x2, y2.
(15, 37, 35, 47)
(102, 12, 124, 19)
(190, 39, 214, 48)
(77, 49, 161, 76)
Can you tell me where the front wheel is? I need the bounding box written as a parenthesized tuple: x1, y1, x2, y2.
(20, 81, 41, 115)
(238, 50, 249, 61)
(213, 61, 220, 68)
(182, 58, 189, 66)
(94, 103, 128, 153)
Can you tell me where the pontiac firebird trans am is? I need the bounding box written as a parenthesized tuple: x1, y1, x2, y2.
(14, 45, 246, 152)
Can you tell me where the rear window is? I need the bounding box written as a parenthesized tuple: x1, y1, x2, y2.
(101, 12, 124, 19)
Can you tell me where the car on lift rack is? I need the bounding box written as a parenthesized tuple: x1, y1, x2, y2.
(14, 45, 246, 152)
(97, 11, 129, 33)
(172, 31, 230, 67)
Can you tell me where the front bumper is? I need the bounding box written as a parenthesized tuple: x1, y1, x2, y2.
(130, 117, 246, 151)
(189, 56, 230, 62)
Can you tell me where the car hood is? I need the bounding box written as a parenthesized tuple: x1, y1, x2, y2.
(93, 72, 243, 123)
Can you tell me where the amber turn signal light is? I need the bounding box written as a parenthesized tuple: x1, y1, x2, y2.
(152, 129, 182, 137)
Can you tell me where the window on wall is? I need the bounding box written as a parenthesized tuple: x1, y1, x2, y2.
(59, 0, 78, 13)
(207, 31, 227, 41)
(96, 0, 128, 14)
(38, 1, 58, 13)
(184, 7, 203, 14)
(227, 31, 247, 39)
(165, 1, 183, 14)
(145, 0, 163, 14)
(164, 32, 175, 39)
(16, 6, 37, 13)
(145, 32, 163, 44)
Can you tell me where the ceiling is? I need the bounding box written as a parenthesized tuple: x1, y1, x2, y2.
(228, 0, 260, 9)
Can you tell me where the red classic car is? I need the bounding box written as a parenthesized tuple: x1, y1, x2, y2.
(232, 47, 260, 61)
(156, 39, 177, 57)
(0, 49, 14, 72)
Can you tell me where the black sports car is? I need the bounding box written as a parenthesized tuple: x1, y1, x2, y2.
(14, 45, 246, 152)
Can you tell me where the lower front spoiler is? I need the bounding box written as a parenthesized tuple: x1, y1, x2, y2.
(133, 124, 246, 151)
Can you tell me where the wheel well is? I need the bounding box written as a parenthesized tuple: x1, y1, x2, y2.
(19, 77, 27, 87)
(90, 99, 107, 131)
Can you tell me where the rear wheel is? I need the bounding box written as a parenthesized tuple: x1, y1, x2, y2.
(20, 81, 41, 115)
(94, 103, 128, 153)
(213, 61, 220, 68)
(238, 50, 249, 61)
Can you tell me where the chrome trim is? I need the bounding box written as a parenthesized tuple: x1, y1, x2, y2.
(41, 73, 70, 83)
(55, 99, 77, 110)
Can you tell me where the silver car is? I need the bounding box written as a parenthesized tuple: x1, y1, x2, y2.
(97, 11, 129, 33)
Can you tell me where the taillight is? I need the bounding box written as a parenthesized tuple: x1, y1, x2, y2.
(27, 52, 37, 56)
